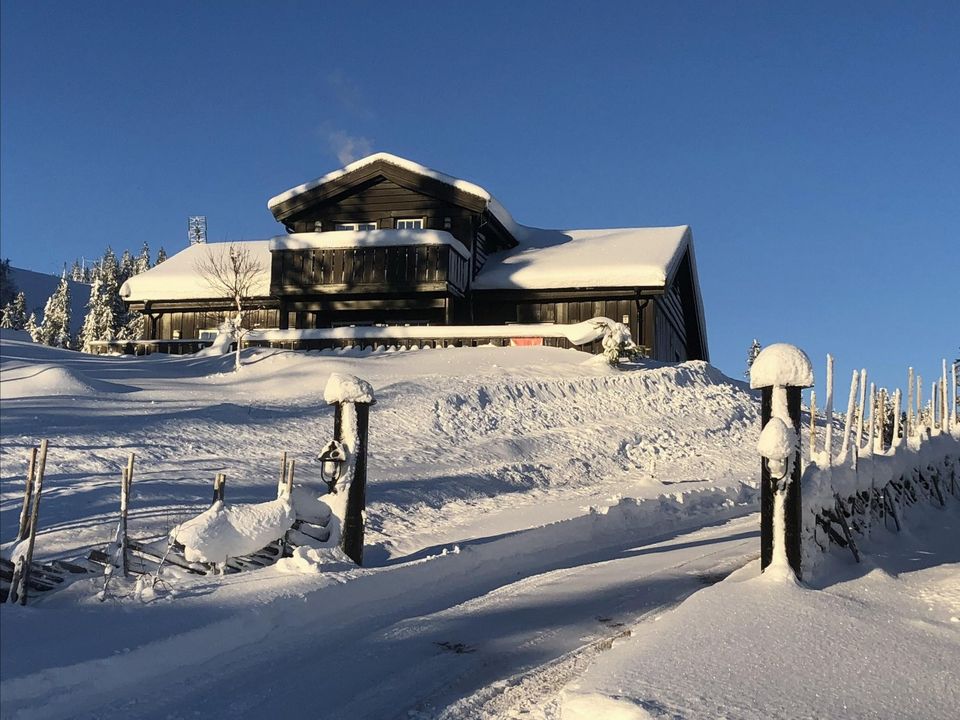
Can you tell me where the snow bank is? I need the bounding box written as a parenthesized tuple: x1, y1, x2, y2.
(270, 229, 469, 259)
(561, 511, 960, 720)
(0, 363, 98, 399)
(749, 343, 814, 389)
(247, 318, 612, 346)
(172, 499, 296, 565)
(323, 373, 375, 405)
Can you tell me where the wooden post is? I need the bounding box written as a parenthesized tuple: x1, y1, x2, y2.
(809, 390, 817, 462)
(340, 402, 371, 566)
(824, 354, 834, 462)
(877, 388, 886, 453)
(278, 452, 288, 497)
(212, 473, 226, 504)
(17, 448, 37, 542)
(892, 389, 902, 445)
(907, 367, 914, 438)
(19, 439, 49, 606)
(286, 459, 295, 496)
(942, 359, 949, 433)
(119, 467, 130, 577)
(916, 375, 923, 429)
(856, 369, 867, 451)
(840, 370, 859, 462)
(759, 387, 804, 575)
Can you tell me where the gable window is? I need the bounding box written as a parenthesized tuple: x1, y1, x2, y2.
(395, 218, 424, 230)
(335, 222, 377, 231)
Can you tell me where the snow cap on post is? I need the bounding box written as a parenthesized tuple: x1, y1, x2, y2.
(750, 343, 814, 389)
(757, 417, 798, 461)
(324, 373, 376, 405)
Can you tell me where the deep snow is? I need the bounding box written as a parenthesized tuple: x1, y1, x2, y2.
(1, 336, 956, 719)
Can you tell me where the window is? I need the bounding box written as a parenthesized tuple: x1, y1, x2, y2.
(335, 222, 377, 231)
(395, 218, 424, 230)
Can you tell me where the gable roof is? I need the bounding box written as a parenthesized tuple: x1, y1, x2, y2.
(473, 226, 692, 290)
(120, 241, 273, 303)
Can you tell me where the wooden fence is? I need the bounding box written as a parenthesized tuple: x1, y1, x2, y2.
(800, 357, 959, 572)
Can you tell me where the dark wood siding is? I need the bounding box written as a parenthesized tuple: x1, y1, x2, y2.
(284, 177, 477, 253)
(652, 284, 688, 362)
(271, 245, 467, 295)
(148, 308, 280, 341)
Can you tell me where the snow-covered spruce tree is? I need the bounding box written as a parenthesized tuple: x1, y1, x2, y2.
(38, 273, 72, 348)
(25, 312, 40, 342)
(97, 248, 127, 341)
(0, 291, 29, 330)
(155, 246, 167, 265)
(69, 260, 85, 282)
(118, 249, 135, 284)
(134, 241, 151, 276)
(745, 338, 762, 378)
(79, 278, 107, 352)
(0, 258, 16, 306)
(195, 243, 266, 371)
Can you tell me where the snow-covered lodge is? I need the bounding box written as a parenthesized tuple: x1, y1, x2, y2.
(121, 153, 708, 361)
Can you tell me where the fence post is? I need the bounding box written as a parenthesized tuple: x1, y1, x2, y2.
(19, 439, 49, 606)
(751, 345, 813, 579)
(323, 373, 376, 566)
(17, 448, 37, 542)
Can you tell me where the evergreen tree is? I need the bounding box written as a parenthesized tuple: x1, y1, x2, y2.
(134, 241, 152, 275)
(745, 339, 762, 378)
(0, 258, 16, 306)
(0, 291, 28, 330)
(79, 278, 107, 352)
(25, 312, 40, 342)
(38, 273, 72, 348)
(70, 260, 85, 282)
(97, 247, 126, 341)
(119, 249, 135, 284)
(156, 246, 168, 265)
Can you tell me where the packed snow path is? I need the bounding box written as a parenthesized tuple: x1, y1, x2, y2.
(2, 515, 759, 719)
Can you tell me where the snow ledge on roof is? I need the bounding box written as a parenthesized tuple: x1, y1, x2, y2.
(270, 229, 469, 259)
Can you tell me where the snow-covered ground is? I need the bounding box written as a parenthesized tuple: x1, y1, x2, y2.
(1, 336, 956, 719)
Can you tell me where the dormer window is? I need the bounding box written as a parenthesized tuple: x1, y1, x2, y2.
(335, 222, 377, 231)
(395, 218, 424, 230)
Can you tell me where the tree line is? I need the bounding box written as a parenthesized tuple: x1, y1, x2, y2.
(0, 243, 167, 351)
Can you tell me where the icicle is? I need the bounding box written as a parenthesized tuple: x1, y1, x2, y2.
(824, 354, 834, 462)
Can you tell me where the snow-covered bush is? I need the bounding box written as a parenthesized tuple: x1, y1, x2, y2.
(598, 320, 646, 366)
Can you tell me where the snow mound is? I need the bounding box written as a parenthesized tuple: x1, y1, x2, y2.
(750, 343, 814, 388)
(172, 499, 296, 565)
(0, 363, 98, 399)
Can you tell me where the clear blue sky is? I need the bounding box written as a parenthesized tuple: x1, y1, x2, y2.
(2, 1, 957, 396)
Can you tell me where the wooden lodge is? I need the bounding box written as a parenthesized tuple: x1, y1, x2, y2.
(120, 153, 709, 361)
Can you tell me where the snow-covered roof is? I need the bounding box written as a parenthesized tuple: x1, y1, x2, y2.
(268, 153, 694, 291)
(120, 241, 273, 303)
(270, 229, 469, 259)
(267, 152, 523, 233)
(268, 152, 491, 209)
(474, 226, 692, 290)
